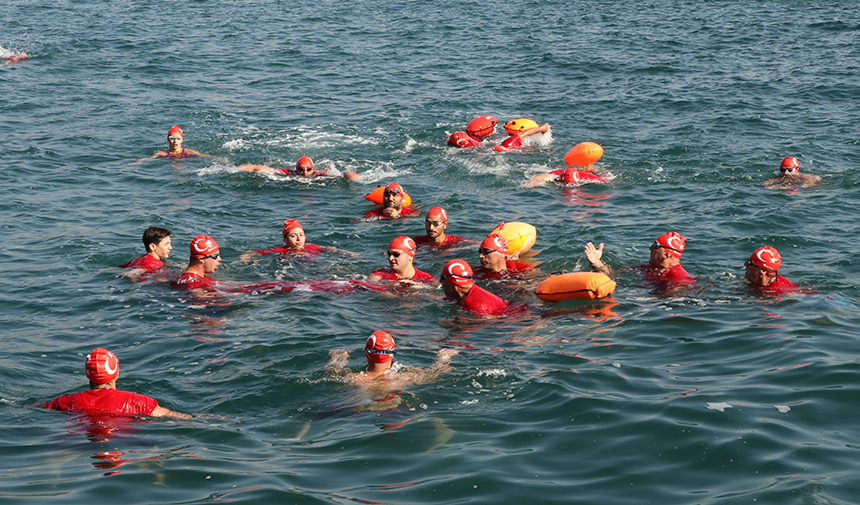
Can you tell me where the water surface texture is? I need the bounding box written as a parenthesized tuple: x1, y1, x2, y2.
(2, 1, 859, 504)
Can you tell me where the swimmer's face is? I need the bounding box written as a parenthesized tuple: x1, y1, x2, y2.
(744, 260, 775, 286)
(283, 228, 305, 249)
(649, 243, 669, 268)
(478, 246, 506, 272)
(202, 252, 221, 274)
(168, 134, 183, 147)
(295, 164, 315, 177)
(383, 189, 403, 210)
(425, 217, 446, 239)
(387, 248, 412, 270)
(151, 236, 172, 259)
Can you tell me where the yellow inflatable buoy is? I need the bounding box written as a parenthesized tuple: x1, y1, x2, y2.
(535, 272, 616, 301)
(564, 142, 604, 166)
(364, 185, 412, 207)
(504, 118, 539, 135)
(490, 221, 536, 257)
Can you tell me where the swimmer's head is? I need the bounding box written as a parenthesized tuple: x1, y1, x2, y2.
(86, 348, 119, 385)
(780, 156, 799, 173)
(295, 156, 315, 176)
(388, 236, 416, 258)
(561, 167, 580, 185)
(283, 219, 303, 236)
(365, 331, 396, 364)
(448, 131, 471, 148)
(167, 125, 183, 138)
(652, 232, 685, 259)
(426, 206, 448, 224)
(748, 246, 781, 272)
(504, 118, 539, 135)
(190, 235, 219, 258)
(466, 116, 497, 138)
(441, 259, 473, 286)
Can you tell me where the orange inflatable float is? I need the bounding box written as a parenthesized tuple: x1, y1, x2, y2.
(564, 142, 603, 167)
(503, 118, 539, 135)
(466, 115, 497, 138)
(364, 186, 412, 207)
(535, 272, 616, 301)
(490, 221, 536, 257)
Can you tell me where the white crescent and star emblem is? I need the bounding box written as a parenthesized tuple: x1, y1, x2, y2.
(668, 236, 683, 251)
(104, 355, 117, 375)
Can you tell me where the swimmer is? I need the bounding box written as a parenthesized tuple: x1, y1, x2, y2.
(446, 115, 497, 148)
(172, 234, 222, 292)
(585, 232, 695, 288)
(119, 226, 174, 280)
(493, 121, 551, 152)
(1, 52, 29, 63)
(412, 206, 470, 247)
(473, 233, 534, 279)
(43, 348, 190, 419)
(440, 259, 509, 316)
(745, 246, 799, 295)
(327, 331, 458, 385)
(363, 183, 420, 219)
(764, 156, 818, 190)
(133, 125, 215, 163)
(237, 155, 359, 180)
(368, 236, 435, 283)
(239, 219, 356, 261)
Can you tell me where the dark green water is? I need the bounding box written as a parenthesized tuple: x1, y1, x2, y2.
(2, 1, 859, 503)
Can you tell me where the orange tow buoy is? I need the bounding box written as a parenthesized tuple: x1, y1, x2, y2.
(564, 142, 603, 167)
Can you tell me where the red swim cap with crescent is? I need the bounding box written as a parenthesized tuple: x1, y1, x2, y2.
(168, 125, 183, 137)
(780, 156, 799, 170)
(750, 246, 781, 272)
(466, 116, 497, 138)
(441, 259, 473, 286)
(86, 348, 119, 385)
(481, 234, 508, 254)
(388, 236, 416, 257)
(561, 167, 579, 185)
(448, 131, 470, 148)
(283, 219, 303, 236)
(365, 331, 396, 364)
(385, 183, 404, 195)
(427, 206, 448, 223)
(190, 235, 219, 258)
(296, 156, 314, 169)
(655, 232, 685, 259)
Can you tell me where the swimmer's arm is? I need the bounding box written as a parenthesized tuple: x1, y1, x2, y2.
(518, 123, 550, 139)
(327, 349, 350, 373)
(182, 149, 214, 158)
(239, 251, 262, 262)
(120, 267, 148, 281)
(130, 151, 168, 165)
(237, 164, 276, 173)
(585, 242, 613, 276)
(342, 171, 360, 181)
(412, 349, 459, 384)
(321, 245, 360, 258)
(151, 405, 192, 420)
(525, 172, 554, 188)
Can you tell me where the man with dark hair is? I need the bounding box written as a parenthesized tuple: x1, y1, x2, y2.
(120, 226, 174, 280)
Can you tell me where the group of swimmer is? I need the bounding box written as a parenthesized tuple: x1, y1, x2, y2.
(42, 118, 816, 421)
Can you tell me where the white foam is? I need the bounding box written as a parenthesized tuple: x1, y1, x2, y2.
(707, 402, 732, 412)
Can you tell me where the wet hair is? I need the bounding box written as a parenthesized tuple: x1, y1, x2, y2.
(142, 226, 174, 252)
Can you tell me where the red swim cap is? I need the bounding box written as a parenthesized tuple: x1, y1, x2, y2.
(365, 331, 396, 364)
(466, 116, 497, 138)
(448, 131, 470, 148)
(561, 167, 580, 185)
(780, 156, 799, 170)
(750, 246, 781, 272)
(86, 348, 119, 385)
(168, 125, 183, 137)
(385, 183, 404, 195)
(296, 156, 314, 169)
(655, 232, 685, 259)
(190, 235, 219, 258)
(283, 219, 303, 236)
(481, 234, 508, 254)
(427, 206, 448, 223)
(441, 259, 473, 286)
(388, 236, 416, 257)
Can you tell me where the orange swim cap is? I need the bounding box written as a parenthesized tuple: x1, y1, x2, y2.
(296, 156, 314, 170)
(466, 116, 497, 138)
(86, 348, 119, 385)
(168, 125, 183, 137)
(441, 259, 473, 286)
(365, 331, 396, 364)
(749, 246, 781, 272)
(283, 219, 303, 236)
(654, 232, 685, 259)
(190, 235, 219, 258)
(388, 236, 416, 257)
